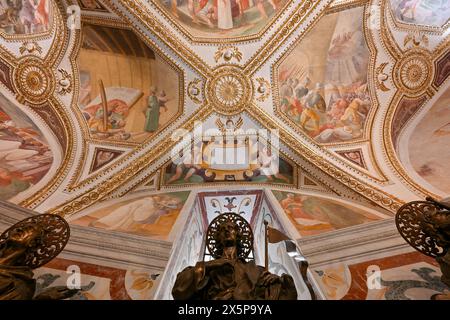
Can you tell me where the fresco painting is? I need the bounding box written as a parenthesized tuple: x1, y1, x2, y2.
(407, 90, 450, 194)
(71, 191, 190, 240)
(0, 93, 53, 201)
(0, 0, 51, 35)
(277, 7, 371, 143)
(313, 252, 450, 300)
(312, 265, 352, 300)
(125, 269, 161, 300)
(34, 267, 112, 300)
(163, 140, 294, 185)
(272, 190, 382, 237)
(390, 0, 450, 27)
(78, 24, 179, 143)
(158, 0, 289, 38)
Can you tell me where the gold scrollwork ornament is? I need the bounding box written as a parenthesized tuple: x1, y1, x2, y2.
(255, 78, 271, 102)
(214, 46, 243, 63)
(19, 41, 43, 55)
(376, 62, 390, 92)
(187, 78, 203, 104)
(56, 69, 72, 96)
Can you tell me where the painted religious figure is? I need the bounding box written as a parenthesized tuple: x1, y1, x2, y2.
(164, 139, 294, 185)
(144, 87, 169, 132)
(272, 191, 384, 237)
(390, 0, 450, 27)
(78, 24, 180, 143)
(0, 0, 51, 35)
(277, 7, 371, 143)
(159, 0, 289, 39)
(71, 192, 190, 240)
(0, 93, 53, 201)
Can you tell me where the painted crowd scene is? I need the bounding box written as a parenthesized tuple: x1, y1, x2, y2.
(0, 0, 51, 35)
(277, 7, 371, 144)
(159, 0, 289, 38)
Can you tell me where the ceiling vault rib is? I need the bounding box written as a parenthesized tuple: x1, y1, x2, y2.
(48, 100, 402, 217)
(49, 104, 213, 217)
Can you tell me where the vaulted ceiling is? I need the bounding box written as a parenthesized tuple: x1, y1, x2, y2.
(0, 0, 449, 218)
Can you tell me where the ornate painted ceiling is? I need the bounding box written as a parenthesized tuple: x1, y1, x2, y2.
(0, 0, 448, 217)
(0, 0, 449, 301)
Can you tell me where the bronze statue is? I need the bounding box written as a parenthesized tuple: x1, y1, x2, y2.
(396, 197, 450, 287)
(0, 214, 78, 300)
(172, 213, 297, 300)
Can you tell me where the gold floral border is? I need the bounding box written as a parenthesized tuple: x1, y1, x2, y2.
(251, 103, 402, 213)
(326, 0, 369, 13)
(104, 0, 212, 77)
(125, 110, 362, 201)
(244, 0, 323, 75)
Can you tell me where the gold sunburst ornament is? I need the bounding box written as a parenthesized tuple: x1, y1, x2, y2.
(14, 57, 55, 106)
(394, 49, 432, 96)
(216, 76, 243, 105)
(206, 66, 253, 115)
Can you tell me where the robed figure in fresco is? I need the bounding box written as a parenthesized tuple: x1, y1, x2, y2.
(172, 213, 297, 300)
(144, 87, 165, 133)
(0, 214, 78, 300)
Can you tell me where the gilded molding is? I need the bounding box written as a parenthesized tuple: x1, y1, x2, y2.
(251, 104, 402, 213)
(271, 3, 388, 183)
(5, 0, 441, 217)
(244, 0, 321, 75)
(378, 0, 449, 199)
(49, 105, 214, 217)
(104, 0, 212, 77)
(149, 0, 295, 44)
(63, 18, 186, 189)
